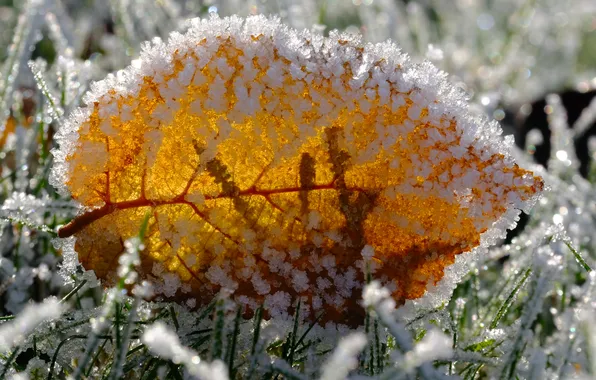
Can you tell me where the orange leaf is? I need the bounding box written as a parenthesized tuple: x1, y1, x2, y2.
(53, 15, 543, 325)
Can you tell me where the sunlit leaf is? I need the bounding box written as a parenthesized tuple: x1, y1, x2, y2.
(53, 15, 543, 325)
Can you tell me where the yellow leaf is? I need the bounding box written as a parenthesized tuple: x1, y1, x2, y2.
(53, 15, 543, 325)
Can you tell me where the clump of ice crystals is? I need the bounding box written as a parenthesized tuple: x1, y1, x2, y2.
(51, 14, 543, 324)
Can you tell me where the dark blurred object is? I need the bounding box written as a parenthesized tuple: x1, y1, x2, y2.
(514, 89, 596, 178)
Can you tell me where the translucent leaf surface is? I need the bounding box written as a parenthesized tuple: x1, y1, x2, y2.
(53, 15, 543, 324)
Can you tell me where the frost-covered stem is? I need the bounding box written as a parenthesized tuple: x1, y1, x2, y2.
(489, 267, 532, 329)
(210, 297, 226, 361)
(107, 233, 145, 378)
(108, 297, 140, 380)
(364, 281, 452, 379)
(0, 215, 57, 236)
(45, 12, 69, 59)
(48, 335, 87, 380)
(0, 0, 41, 130)
(72, 313, 107, 379)
(247, 342, 265, 380)
(247, 306, 263, 380)
(59, 279, 87, 304)
(499, 269, 550, 379)
(0, 299, 64, 375)
(573, 95, 596, 139)
(319, 333, 367, 380)
(74, 229, 144, 378)
(498, 0, 538, 85)
(581, 311, 596, 376)
(28, 59, 64, 126)
(286, 298, 301, 366)
(74, 292, 125, 377)
(551, 274, 596, 377)
(378, 312, 442, 379)
(555, 336, 576, 379)
(374, 318, 382, 373)
(374, 302, 412, 353)
(142, 322, 229, 379)
(225, 306, 242, 379)
(0, 347, 20, 378)
(564, 240, 592, 272)
(407, 3, 430, 55)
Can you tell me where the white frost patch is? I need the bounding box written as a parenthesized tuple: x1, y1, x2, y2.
(319, 332, 367, 380)
(161, 272, 181, 297)
(0, 298, 64, 353)
(142, 322, 229, 380)
(403, 329, 453, 371)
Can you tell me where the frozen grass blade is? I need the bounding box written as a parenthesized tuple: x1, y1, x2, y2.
(225, 306, 242, 378)
(564, 240, 592, 272)
(489, 267, 532, 330)
(0, 298, 64, 354)
(284, 298, 301, 366)
(0, 0, 42, 130)
(250, 306, 263, 357)
(28, 59, 64, 126)
(47, 334, 87, 380)
(499, 254, 557, 380)
(210, 296, 226, 361)
(108, 294, 140, 379)
(247, 306, 264, 380)
(0, 348, 20, 380)
(44, 12, 69, 59)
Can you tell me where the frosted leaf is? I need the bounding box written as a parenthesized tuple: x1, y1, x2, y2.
(52, 14, 542, 325)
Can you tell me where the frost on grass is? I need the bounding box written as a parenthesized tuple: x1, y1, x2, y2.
(362, 281, 455, 378)
(0, 298, 64, 354)
(51, 14, 542, 325)
(142, 321, 229, 380)
(1, 192, 76, 232)
(319, 332, 367, 380)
